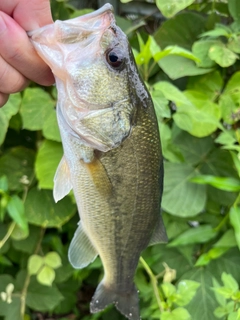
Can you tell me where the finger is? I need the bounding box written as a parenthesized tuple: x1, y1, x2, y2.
(0, 0, 53, 30)
(0, 93, 9, 108)
(0, 55, 29, 94)
(0, 12, 54, 86)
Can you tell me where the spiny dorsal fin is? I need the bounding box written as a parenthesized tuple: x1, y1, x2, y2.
(53, 156, 72, 202)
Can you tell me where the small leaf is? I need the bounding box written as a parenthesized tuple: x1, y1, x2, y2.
(10, 224, 29, 240)
(190, 175, 240, 192)
(169, 225, 216, 246)
(214, 230, 237, 248)
(44, 252, 62, 269)
(175, 280, 200, 306)
(221, 272, 239, 292)
(37, 266, 55, 286)
(7, 195, 28, 232)
(28, 255, 44, 275)
(212, 277, 226, 308)
(0, 176, 8, 192)
(208, 43, 238, 67)
(156, 0, 195, 18)
(161, 282, 176, 298)
(229, 206, 240, 250)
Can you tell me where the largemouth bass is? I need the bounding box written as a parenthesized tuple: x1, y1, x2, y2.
(29, 4, 167, 320)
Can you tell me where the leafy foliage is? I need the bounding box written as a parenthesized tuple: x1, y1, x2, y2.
(0, 0, 240, 319)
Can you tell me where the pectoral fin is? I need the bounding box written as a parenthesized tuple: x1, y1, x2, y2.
(68, 222, 98, 269)
(53, 156, 72, 202)
(148, 215, 168, 246)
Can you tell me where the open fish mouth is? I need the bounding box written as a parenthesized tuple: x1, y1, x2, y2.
(28, 4, 115, 43)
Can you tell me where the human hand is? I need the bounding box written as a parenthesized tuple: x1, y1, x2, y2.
(0, 0, 55, 107)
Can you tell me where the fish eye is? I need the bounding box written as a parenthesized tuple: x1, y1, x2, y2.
(106, 48, 124, 69)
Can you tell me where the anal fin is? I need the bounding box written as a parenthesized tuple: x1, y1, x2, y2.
(68, 222, 98, 269)
(149, 215, 168, 246)
(53, 155, 72, 202)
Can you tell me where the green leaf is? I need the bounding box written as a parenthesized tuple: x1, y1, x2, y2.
(28, 255, 44, 275)
(212, 277, 226, 308)
(200, 28, 230, 38)
(7, 195, 28, 232)
(161, 282, 176, 298)
(42, 109, 61, 142)
(0, 176, 8, 192)
(214, 230, 237, 248)
(230, 206, 240, 250)
(154, 45, 200, 63)
(228, 311, 240, 320)
(208, 43, 238, 67)
(37, 265, 55, 286)
(162, 162, 206, 217)
(0, 93, 21, 145)
(24, 187, 76, 228)
(156, 0, 195, 18)
(195, 247, 229, 266)
(35, 140, 63, 189)
(10, 224, 29, 240)
(169, 225, 217, 246)
(221, 272, 239, 292)
(175, 280, 200, 306)
(26, 277, 64, 311)
(0, 147, 35, 191)
(20, 88, 55, 131)
(12, 226, 42, 254)
(190, 175, 240, 192)
(150, 86, 170, 119)
(161, 307, 191, 320)
(192, 40, 218, 68)
(228, 0, 240, 22)
(228, 36, 240, 53)
(44, 252, 62, 269)
(180, 268, 218, 320)
(187, 70, 223, 100)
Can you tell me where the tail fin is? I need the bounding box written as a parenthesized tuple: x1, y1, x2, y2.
(90, 281, 140, 320)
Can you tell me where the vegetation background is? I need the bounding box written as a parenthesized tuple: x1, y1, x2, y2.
(0, 0, 240, 319)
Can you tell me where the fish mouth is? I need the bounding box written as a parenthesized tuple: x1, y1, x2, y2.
(28, 4, 115, 43)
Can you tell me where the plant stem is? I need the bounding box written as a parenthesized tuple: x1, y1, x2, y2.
(0, 222, 16, 249)
(140, 256, 163, 312)
(20, 227, 45, 319)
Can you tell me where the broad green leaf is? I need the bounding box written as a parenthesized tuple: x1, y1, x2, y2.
(20, 88, 55, 131)
(169, 225, 216, 246)
(7, 195, 28, 233)
(159, 123, 184, 163)
(0, 93, 21, 145)
(28, 255, 44, 275)
(221, 272, 239, 292)
(180, 268, 218, 320)
(215, 130, 237, 147)
(156, 0, 194, 18)
(154, 46, 200, 63)
(230, 206, 240, 250)
(37, 266, 55, 286)
(44, 252, 62, 269)
(192, 40, 218, 68)
(161, 307, 191, 320)
(24, 187, 76, 228)
(187, 70, 223, 100)
(228, 311, 240, 320)
(228, 36, 240, 53)
(158, 56, 212, 80)
(154, 12, 206, 50)
(200, 28, 230, 38)
(219, 94, 238, 125)
(214, 230, 237, 248)
(162, 163, 206, 217)
(190, 175, 240, 192)
(175, 280, 200, 306)
(35, 140, 63, 189)
(42, 109, 61, 142)
(173, 131, 214, 166)
(26, 278, 64, 311)
(161, 282, 176, 298)
(223, 71, 240, 105)
(228, 0, 240, 22)
(213, 287, 234, 299)
(208, 43, 238, 67)
(0, 147, 35, 191)
(212, 277, 226, 308)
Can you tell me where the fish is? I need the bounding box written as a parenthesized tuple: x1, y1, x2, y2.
(28, 4, 167, 320)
